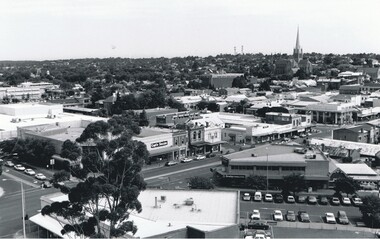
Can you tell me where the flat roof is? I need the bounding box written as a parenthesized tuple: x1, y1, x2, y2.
(225, 144, 325, 164)
(311, 138, 380, 157)
(134, 127, 175, 138)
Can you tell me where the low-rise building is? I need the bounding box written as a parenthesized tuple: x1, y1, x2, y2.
(306, 102, 355, 124)
(210, 73, 244, 89)
(330, 163, 380, 185)
(333, 125, 379, 144)
(216, 145, 330, 189)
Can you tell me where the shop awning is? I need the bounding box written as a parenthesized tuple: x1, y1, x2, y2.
(149, 146, 180, 157)
(191, 140, 227, 146)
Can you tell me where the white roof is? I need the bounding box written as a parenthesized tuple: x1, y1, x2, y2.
(335, 163, 377, 176)
(311, 138, 380, 157)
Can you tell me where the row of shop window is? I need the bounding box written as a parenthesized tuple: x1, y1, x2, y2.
(230, 165, 305, 171)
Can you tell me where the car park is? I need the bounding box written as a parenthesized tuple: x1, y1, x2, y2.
(247, 220, 269, 230)
(307, 196, 317, 204)
(298, 211, 310, 222)
(319, 196, 328, 205)
(14, 164, 25, 171)
(273, 210, 283, 221)
(180, 158, 193, 163)
(264, 193, 273, 202)
(254, 191, 262, 201)
(242, 193, 251, 201)
(325, 212, 336, 224)
(35, 173, 47, 180)
(24, 168, 36, 176)
(297, 195, 307, 203)
(286, 195, 295, 203)
(251, 210, 261, 220)
(337, 210, 349, 225)
(331, 197, 340, 206)
(165, 161, 178, 166)
(342, 197, 351, 206)
(286, 210, 296, 222)
(195, 155, 206, 160)
(4, 161, 14, 167)
(352, 197, 363, 206)
(274, 194, 284, 203)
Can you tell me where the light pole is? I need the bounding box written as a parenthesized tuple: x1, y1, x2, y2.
(266, 147, 269, 193)
(2, 179, 26, 238)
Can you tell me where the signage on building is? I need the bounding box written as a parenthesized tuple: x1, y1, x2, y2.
(151, 141, 168, 148)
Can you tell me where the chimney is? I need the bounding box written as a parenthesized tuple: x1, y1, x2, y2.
(155, 197, 157, 208)
(361, 128, 364, 133)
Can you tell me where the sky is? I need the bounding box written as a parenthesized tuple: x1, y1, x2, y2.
(0, 0, 379, 60)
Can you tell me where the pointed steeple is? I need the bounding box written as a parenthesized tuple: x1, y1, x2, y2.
(295, 26, 300, 49)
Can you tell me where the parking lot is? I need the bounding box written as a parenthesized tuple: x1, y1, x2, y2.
(240, 193, 363, 226)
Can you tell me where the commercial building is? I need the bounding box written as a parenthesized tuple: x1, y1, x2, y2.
(132, 127, 188, 162)
(339, 85, 361, 95)
(332, 125, 379, 144)
(156, 111, 201, 128)
(29, 189, 240, 238)
(209, 73, 244, 89)
(306, 102, 355, 124)
(216, 144, 330, 189)
(330, 163, 380, 185)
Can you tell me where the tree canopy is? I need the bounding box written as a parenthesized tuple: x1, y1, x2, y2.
(188, 176, 214, 189)
(359, 195, 380, 228)
(245, 175, 266, 190)
(61, 140, 82, 161)
(42, 114, 149, 238)
(280, 173, 306, 196)
(334, 177, 360, 197)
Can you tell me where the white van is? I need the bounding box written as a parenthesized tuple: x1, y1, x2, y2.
(254, 191, 262, 201)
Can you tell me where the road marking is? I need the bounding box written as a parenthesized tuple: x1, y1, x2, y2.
(145, 162, 220, 180)
(2, 172, 40, 188)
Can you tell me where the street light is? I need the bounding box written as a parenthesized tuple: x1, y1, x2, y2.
(2, 178, 26, 238)
(266, 147, 269, 193)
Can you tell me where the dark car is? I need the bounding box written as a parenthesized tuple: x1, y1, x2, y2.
(319, 196, 328, 205)
(307, 196, 318, 205)
(41, 181, 52, 188)
(206, 152, 216, 158)
(286, 210, 296, 222)
(274, 194, 284, 203)
(298, 211, 310, 222)
(297, 195, 307, 203)
(337, 210, 349, 225)
(247, 220, 270, 230)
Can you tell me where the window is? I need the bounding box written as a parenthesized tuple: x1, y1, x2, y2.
(282, 166, 305, 171)
(193, 131, 196, 140)
(256, 166, 267, 170)
(198, 131, 201, 139)
(214, 132, 218, 138)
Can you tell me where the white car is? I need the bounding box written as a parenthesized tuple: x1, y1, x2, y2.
(251, 209, 261, 220)
(5, 161, 14, 167)
(352, 197, 363, 206)
(273, 210, 283, 221)
(342, 197, 351, 206)
(24, 169, 36, 176)
(35, 173, 47, 180)
(14, 164, 25, 171)
(325, 212, 336, 224)
(181, 158, 193, 163)
(242, 193, 251, 201)
(195, 155, 206, 160)
(265, 193, 273, 202)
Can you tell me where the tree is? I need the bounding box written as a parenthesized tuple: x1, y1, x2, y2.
(188, 176, 214, 189)
(245, 175, 266, 190)
(359, 195, 380, 228)
(42, 114, 149, 238)
(13, 138, 56, 167)
(280, 173, 306, 196)
(258, 79, 271, 91)
(232, 76, 247, 88)
(138, 110, 149, 126)
(61, 140, 82, 161)
(334, 177, 359, 197)
(52, 170, 71, 183)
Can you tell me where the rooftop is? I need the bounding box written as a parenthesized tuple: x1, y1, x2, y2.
(311, 138, 380, 157)
(335, 163, 377, 176)
(134, 127, 177, 138)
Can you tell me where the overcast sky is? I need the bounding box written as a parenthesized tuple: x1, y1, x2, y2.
(1, 0, 379, 60)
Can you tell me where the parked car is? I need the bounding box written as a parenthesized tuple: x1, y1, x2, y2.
(264, 193, 273, 202)
(286, 210, 296, 222)
(4, 161, 14, 167)
(352, 197, 363, 206)
(273, 210, 283, 221)
(252, 230, 270, 239)
(251, 210, 261, 220)
(297, 195, 307, 203)
(342, 197, 351, 206)
(360, 183, 377, 190)
(14, 164, 25, 171)
(307, 196, 318, 204)
(24, 169, 36, 176)
(165, 161, 178, 166)
(319, 196, 329, 205)
(298, 211, 310, 222)
(247, 220, 269, 230)
(254, 191, 262, 201)
(331, 197, 340, 206)
(195, 155, 206, 160)
(35, 173, 47, 180)
(291, 135, 299, 139)
(206, 152, 216, 158)
(242, 192, 251, 201)
(287, 195, 295, 203)
(274, 194, 284, 203)
(337, 210, 349, 225)
(325, 212, 336, 224)
(180, 158, 193, 163)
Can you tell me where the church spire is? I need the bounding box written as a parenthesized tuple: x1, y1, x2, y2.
(295, 26, 300, 49)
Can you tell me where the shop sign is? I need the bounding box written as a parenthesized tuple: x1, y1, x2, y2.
(151, 141, 168, 148)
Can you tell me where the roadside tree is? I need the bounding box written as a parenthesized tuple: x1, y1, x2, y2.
(188, 176, 214, 189)
(280, 173, 306, 196)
